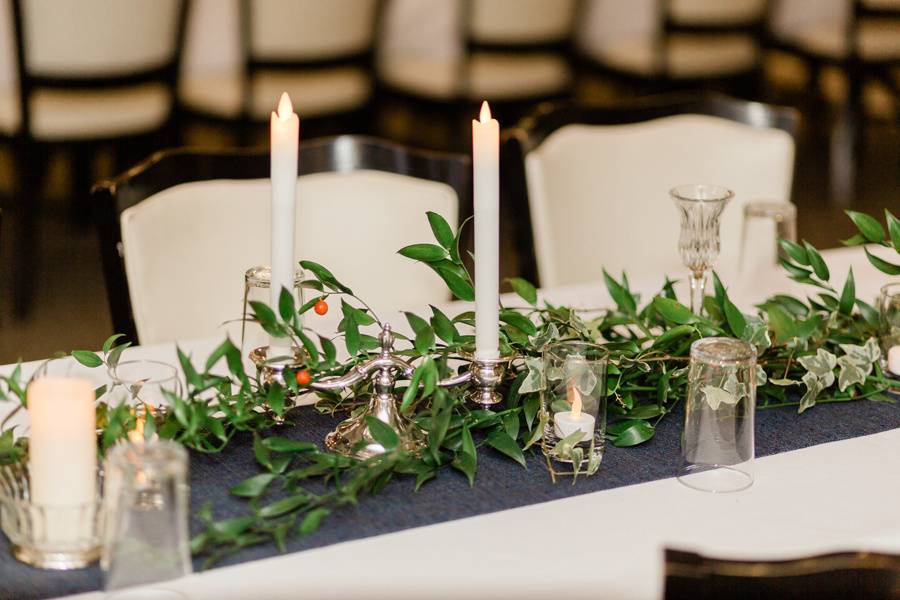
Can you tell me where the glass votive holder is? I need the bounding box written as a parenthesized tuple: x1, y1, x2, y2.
(102, 440, 191, 591)
(540, 341, 609, 472)
(679, 337, 757, 493)
(878, 282, 900, 377)
(241, 265, 305, 360)
(0, 462, 103, 569)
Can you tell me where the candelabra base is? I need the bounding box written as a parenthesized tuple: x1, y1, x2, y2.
(324, 394, 425, 460)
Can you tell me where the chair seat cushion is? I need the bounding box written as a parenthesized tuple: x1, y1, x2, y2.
(0, 83, 170, 139)
(377, 52, 571, 101)
(776, 18, 900, 61)
(178, 67, 372, 120)
(669, 0, 766, 26)
(587, 33, 759, 78)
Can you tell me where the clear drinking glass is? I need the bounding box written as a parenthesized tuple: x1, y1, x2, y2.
(540, 342, 608, 474)
(671, 184, 733, 314)
(739, 201, 797, 274)
(102, 441, 191, 591)
(241, 265, 305, 359)
(108, 360, 182, 442)
(679, 337, 757, 493)
(878, 282, 900, 376)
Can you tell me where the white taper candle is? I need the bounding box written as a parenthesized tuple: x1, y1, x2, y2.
(473, 101, 500, 359)
(269, 92, 299, 357)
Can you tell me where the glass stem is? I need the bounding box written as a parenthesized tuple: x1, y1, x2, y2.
(690, 271, 706, 315)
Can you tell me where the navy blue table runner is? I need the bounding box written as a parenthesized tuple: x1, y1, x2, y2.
(2, 400, 897, 600)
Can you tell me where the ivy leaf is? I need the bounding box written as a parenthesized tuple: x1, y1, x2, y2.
(486, 430, 526, 467)
(803, 241, 830, 281)
(427, 211, 455, 250)
(863, 248, 900, 275)
(518, 357, 544, 394)
(506, 277, 537, 306)
(230, 473, 278, 498)
(653, 297, 694, 324)
(298, 508, 331, 536)
(611, 420, 655, 447)
(846, 210, 885, 243)
(838, 268, 855, 316)
(71, 350, 103, 368)
(398, 243, 447, 262)
(365, 416, 399, 451)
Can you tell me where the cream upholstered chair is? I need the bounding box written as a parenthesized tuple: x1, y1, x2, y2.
(178, 0, 379, 135)
(505, 95, 798, 288)
(5, 0, 187, 316)
(577, 0, 766, 91)
(378, 0, 578, 102)
(92, 137, 471, 345)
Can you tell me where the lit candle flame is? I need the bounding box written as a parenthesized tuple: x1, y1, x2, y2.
(567, 382, 583, 419)
(277, 92, 294, 121)
(128, 404, 156, 444)
(479, 100, 492, 123)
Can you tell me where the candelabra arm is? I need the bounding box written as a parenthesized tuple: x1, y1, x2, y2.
(437, 370, 473, 388)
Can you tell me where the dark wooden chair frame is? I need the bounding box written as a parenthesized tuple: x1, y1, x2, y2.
(8, 0, 189, 317)
(178, 0, 389, 144)
(664, 548, 900, 599)
(92, 135, 473, 343)
(502, 93, 799, 287)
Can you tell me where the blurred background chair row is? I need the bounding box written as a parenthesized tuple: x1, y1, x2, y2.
(0, 0, 896, 357)
(94, 95, 797, 345)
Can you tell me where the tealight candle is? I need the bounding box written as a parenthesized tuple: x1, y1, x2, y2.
(553, 383, 595, 443)
(888, 345, 900, 376)
(28, 378, 97, 542)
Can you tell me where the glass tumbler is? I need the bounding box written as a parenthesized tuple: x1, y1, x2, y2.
(102, 441, 191, 591)
(879, 282, 900, 377)
(540, 342, 608, 472)
(670, 184, 733, 315)
(108, 360, 182, 442)
(679, 337, 757, 493)
(241, 265, 305, 360)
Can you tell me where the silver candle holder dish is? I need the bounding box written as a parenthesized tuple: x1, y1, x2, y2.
(250, 324, 514, 460)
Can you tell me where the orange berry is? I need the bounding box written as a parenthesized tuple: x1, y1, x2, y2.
(314, 299, 329, 316)
(295, 369, 311, 386)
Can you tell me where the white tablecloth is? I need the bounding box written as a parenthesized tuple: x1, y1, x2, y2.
(0, 245, 896, 600)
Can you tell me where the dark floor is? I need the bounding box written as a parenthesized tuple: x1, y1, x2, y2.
(1, 59, 898, 364)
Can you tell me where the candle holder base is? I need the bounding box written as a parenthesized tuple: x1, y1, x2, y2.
(465, 355, 511, 409)
(0, 463, 103, 570)
(249, 345, 312, 422)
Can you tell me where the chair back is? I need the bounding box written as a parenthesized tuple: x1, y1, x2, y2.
(468, 0, 578, 46)
(18, 0, 184, 77)
(246, 0, 380, 62)
(93, 136, 471, 345)
(506, 95, 797, 288)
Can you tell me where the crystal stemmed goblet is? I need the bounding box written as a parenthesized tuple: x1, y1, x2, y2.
(670, 184, 734, 314)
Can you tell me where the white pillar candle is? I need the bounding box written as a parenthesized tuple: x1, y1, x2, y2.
(28, 378, 97, 541)
(270, 92, 300, 357)
(472, 101, 500, 360)
(888, 345, 900, 376)
(553, 383, 594, 443)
